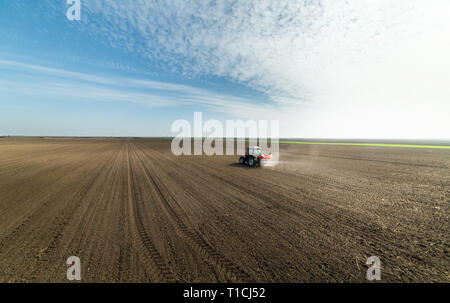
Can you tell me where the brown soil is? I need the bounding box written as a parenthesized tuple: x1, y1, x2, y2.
(0, 137, 448, 282)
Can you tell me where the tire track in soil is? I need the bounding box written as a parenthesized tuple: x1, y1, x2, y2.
(143, 148, 362, 234)
(141, 146, 415, 279)
(117, 145, 132, 282)
(0, 143, 109, 235)
(0, 138, 447, 282)
(131, 143, 253, 282)
(0, 144, 116, 281)
(31, 145, 121, 280)
(126, 144, 176, 282)
(63, 144, 129, 282)
(117, 245, 131, 282)
(158, 148, 438, 281)
(0, 143, 108, 249)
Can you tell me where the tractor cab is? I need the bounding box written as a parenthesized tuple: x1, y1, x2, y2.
(247, 146, 262, 156)
(240, 146, 272, 167)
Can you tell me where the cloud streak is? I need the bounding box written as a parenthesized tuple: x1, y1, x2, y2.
(0, 58, 269, 115)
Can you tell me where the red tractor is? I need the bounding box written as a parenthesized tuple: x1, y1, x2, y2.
(239, 146, 272, 167)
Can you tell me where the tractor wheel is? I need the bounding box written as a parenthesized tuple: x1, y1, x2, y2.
(239, 156, 245, 164)
(248, 157, 256, 167)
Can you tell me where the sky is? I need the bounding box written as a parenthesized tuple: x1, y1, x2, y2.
(0, 0, 449, 138)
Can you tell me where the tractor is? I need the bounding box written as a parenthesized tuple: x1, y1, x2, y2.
(239, 146, 272, 167)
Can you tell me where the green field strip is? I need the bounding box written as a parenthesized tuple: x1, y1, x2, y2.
(247, 139, 450, 149)
(276, 141, 450, 149)
(206, 138, 450, 149)
(165, 137, 450, 149)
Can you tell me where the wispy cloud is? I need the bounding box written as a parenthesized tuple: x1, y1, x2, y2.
(67, 0, 450, 138)
(79, 1, 448, 98)
(0, 58, 268, 114)
(0, 59, 116, 85)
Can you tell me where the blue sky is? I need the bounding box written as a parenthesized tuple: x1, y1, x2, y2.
(1, 0, 449, 138)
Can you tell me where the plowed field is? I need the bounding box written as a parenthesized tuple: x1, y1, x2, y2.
(0, 138, 448, 282)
